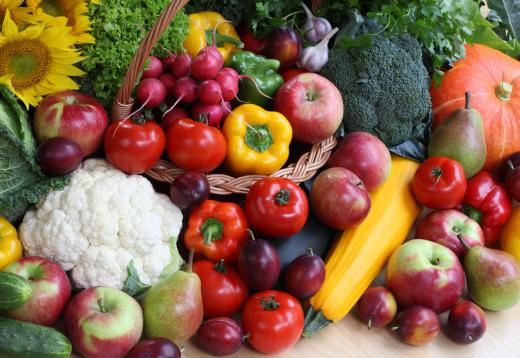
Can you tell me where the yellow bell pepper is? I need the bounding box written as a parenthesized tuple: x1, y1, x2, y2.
(222, 104, 292, 175)
(0, 217, 22, 271)
(183, 11, 241, 63)
(501, 207, 520, 263)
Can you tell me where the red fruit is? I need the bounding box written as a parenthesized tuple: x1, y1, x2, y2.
(283, 249, 325, 300)
(447, 300, 487, 344)
(129, 338, 181, 358)
(393, 306, 440, 346)
(357, 286, 397, 329)
(193, 318, 244, 356)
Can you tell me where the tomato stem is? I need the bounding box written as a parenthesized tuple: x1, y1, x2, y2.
(201, 217, 224, 245)
(214, 259, 228, 274)
(431, 167, 442, 185)
(275, 189, 291, 205)
(260, 295, 280, 311)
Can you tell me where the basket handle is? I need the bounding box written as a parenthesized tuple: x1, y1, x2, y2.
(112, 0, 191, 120)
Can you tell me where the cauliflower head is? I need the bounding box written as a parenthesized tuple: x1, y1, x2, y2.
(19, 159, 184, 290)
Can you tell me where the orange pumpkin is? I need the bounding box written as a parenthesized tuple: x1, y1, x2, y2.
(430, 44, 520, 171)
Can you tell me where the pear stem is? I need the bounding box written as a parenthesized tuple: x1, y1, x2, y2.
(457, 234, 471, 253)
(465, 92, 471, 109)
(187, 249, 195, 273)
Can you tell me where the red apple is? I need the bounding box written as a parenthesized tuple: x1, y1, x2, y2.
(64, 287, 143, 358)
(505, 166, 520, 202)
(3, 256, 71, 326)
(416, 209, 484, 257)
(275, 73, 343, 144)
(328, 132, 391, 191)
(386, 239, 465, 313)
(34, 91, 109, 156)
(357, 286, 397, 329)
(499, 151, 520, 182)
(393, 306, 440, 346)
(310, 167, 371, 229)
(446, 300, 487, 344)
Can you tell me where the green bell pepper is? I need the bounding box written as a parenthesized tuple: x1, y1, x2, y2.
(228, 51, 284, 108)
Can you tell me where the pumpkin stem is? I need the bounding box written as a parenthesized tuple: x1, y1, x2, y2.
(496, 82, 513, 102)
(464, 92, 471, 109)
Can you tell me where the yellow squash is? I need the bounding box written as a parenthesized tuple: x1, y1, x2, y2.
(303, 155, 422, 336)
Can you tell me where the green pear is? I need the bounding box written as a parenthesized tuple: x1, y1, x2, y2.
(428, 92, 486, 178)
(142, 256, 203, 346)
(464, 245, 520, 311)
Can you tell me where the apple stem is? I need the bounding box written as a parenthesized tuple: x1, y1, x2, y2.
(457, 234, 471, 252)
(367, 319, 372, 330)
(187, 249, 195, 273)
(307, 248, 314, 256)
(242, 332, 251, 341)
(390, 325, 399, 331)
(464, 92, 471, 110)
(97, 298, 106, 313)
(247, 229, 256, 241)
(507, 160, 515, 171)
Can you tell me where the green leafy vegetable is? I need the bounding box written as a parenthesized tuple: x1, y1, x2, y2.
(486, 0, 520, 56)
(79, 1, 189, 108)
(0, 86, 69, 222)
(122, 260, 151, 298)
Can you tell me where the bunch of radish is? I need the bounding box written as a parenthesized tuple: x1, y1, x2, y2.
(135, 35, 241, 129)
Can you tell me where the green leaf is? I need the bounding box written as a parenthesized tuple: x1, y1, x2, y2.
(122, 260, 151, 298)
(487, 0, 520, 41)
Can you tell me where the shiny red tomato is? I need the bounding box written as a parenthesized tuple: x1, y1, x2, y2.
(166, 118, 227, 172)
(242, 290, 304, 354)
(245, 178, 308, 238)
(412, 157, 467, 209)
(192, 260, 249, 318)
(280, 68, 307, 82)
(104, 118, 165, 174)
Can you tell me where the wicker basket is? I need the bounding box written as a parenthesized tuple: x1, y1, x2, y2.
(112, 0, 337, 195)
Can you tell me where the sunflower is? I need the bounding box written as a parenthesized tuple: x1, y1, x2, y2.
(0, 10, 84, 108)
(0, 0, 25, 23)
(22, 0, 95, 44)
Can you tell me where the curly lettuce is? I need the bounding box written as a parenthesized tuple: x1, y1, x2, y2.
(79, 0, 189, 108)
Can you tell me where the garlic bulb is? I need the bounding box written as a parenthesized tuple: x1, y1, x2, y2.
(298, 27, 339, 72)
(302, 2, 333, 43)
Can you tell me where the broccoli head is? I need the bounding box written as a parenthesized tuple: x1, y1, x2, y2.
(321, 33, 432, 147)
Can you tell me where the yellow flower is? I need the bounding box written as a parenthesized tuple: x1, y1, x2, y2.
(0, 10, 85, 108)
(22, 0, 95, 44)
(0, 0, 25, 23)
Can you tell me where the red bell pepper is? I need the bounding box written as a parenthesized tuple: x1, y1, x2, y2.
(460, 171, 512, 246)
(184, 200, 249, 262)
(237, 24, 267, 55)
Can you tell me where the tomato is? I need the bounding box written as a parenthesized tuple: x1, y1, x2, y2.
(241, 290, 304, 354)
(245, 178, 308, 237)
(192, 259, 249, 318)
(104, 118, 165, 174)
(166, 118, 227, 172)
(412, 157, 467, 209)
(280, 68, 307, 82)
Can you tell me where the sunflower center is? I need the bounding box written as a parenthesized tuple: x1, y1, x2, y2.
(40, 0, 65, 17)
(0, 40, 49, 90)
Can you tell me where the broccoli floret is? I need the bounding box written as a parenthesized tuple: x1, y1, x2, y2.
(321, 33, 432, 147)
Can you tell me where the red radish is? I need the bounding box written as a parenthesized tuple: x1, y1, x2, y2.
(219, 67, 240, 82)
(192, 102, 224, 127)
(197, 80, 223, 105)
(215, 70, 239, 102)
(161, 108, 190, 131)
(172, 77, 198, 103)
(171, 54, 192, 78)
(142, 56, 164, 79)
(222, 101, 232, 116)
(159, 74, 176, 94)
(191, 49, 224, 80)
(136, 78, 166, 108)
(161, 54, 177, 71)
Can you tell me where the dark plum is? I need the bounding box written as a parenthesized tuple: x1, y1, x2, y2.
(193, 317, 243, 356)
(238, 235, 280, 291)
(129, 337, 181, 358)
(499, 151, 520, 182)
(169, 172, 210, 210)
(36, 137, 83, 176)
(392, 306, 440, 346)
(283, 249, 325, 300)
(447, 300, 487, 344)
(357, 286, 397, 329)
(267, 27, 302, 70)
